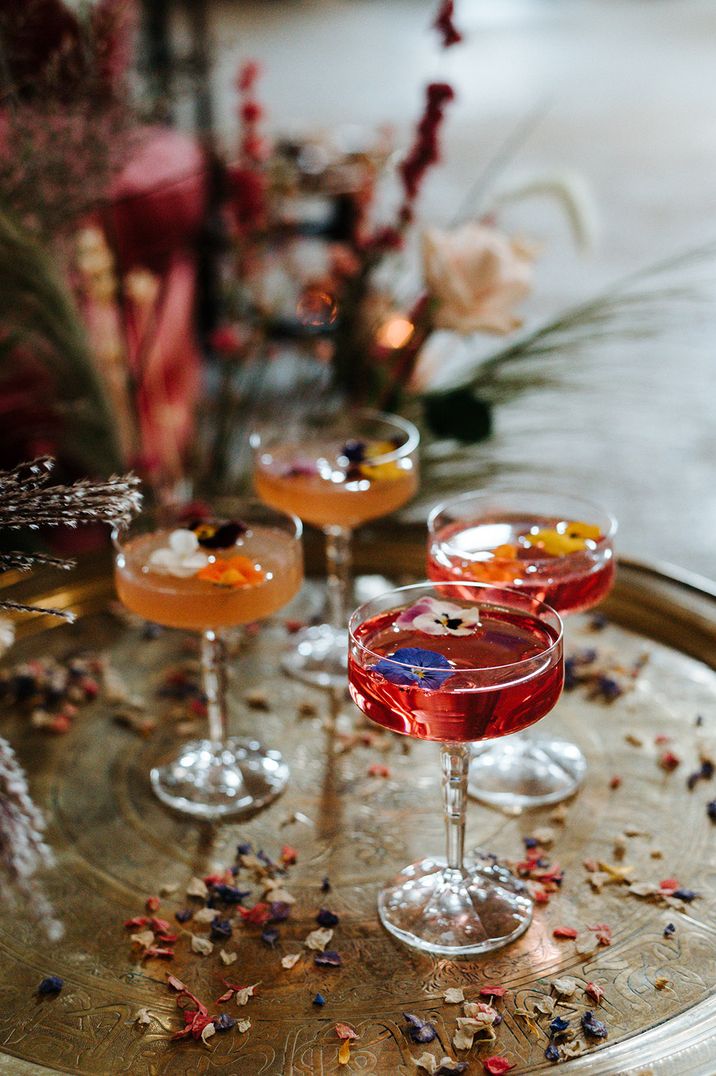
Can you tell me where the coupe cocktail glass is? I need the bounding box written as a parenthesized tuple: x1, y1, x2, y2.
(253, 408, 419, 688)
(428, 489, 616, 807)
(114, 499, 303, 820)
(348, 581, 564, 956)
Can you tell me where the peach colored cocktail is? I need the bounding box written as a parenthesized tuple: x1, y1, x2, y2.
(253, 410, 420, 690)
(113, 504, 303, 820)
(116, 524, 303, 631)
(254, 437, 417, 529)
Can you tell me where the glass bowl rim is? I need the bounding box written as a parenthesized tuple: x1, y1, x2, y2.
(250, 406, 420, 467)
(426, 486, 618, 552)
(111, 496, 303, 550)
(348, 580, 563, 675)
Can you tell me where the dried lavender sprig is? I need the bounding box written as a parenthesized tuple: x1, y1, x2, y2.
(0, 460, 142, 530)
(0, 736, 63, 940)
(0, 600, 76, 622)
(0, 551, 75, 572)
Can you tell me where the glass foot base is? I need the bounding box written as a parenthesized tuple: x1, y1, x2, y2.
(281, 624, 347, 690)
(469, 737, 586, 809)
(150, 737, 289, 821)
(378, 854, 532, 956)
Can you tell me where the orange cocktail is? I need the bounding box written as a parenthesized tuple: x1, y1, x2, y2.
(253, 409, 420, 689)
(254, 437, 418, 529)
(116, 525, 303, 630)
(113, 502, 303, 820)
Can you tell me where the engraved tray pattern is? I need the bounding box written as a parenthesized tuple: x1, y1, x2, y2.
(1, 532, 716, 1075)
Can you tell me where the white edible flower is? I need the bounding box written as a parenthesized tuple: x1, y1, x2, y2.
(149, 530, 209, 578)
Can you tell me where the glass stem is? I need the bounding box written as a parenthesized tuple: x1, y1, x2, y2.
(324, 525, 353, 631)
(201, 629, 229, 745)
(442, 742, 470, 871)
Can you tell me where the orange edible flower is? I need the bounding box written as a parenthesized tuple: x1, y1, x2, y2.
(197, 556, 265, 589)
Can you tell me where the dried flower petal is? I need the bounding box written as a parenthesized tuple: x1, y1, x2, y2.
(186, 877, 209, 899)
(585, 982, 605, 1004)
(553, 926, 578, 939)
(415, 1054, 438, 1074)
(237, 1017, 251, 1032)
(315, 950, 342, 967)
(338, 1040, 351, 1065)
(220, 949, 237, 966)
(444, 988, 465, 1003)
(483, 1058, 515, 1075)
(281, 952, 302, 969)
(581, 1011, 608, 1038)
(235, 984, 259, 1005)
(191, 935, 213, 956)
(317, 908, 339, 928)
(404, 1013, 437, 1043)
(135, 1007, 152, 1026)
(38, 976, 63, 995)
(313, 993, 326, 1006)
(335, 1023, 359, 1040)
(201, 1022, 216, 1045)
(480, 985, 506, 998)
(305, 927, 333, 950)
(552, 977, 578, 997)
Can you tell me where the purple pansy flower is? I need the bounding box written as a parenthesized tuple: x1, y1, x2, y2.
(374, 647, 454, 689)
(396, 596, 481, 636)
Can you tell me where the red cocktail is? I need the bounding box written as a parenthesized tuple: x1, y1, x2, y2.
(427, 490, 616, 808)
(348, 582, 563, 956)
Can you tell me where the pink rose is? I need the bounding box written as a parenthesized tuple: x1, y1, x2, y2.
(422, 222, 533, 335)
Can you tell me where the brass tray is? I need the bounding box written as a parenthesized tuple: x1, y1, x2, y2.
(2, 532, 716, 1075)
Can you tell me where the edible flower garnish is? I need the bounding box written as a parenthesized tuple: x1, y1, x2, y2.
(149, 530, 209, 578)
(374, 647, 454, 689)
(523, 520, 601, 556)
(396, 596, 481, 636)
(197, 556, 265, 589)
(189, 519, 247, 549)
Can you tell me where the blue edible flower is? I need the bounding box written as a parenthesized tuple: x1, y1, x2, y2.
(313, 993, 326, 1006)
(38, 976, 63, 995)
(549, 1016, 570, 1034)
(545, 1043, 560, 1061)
(374, 647, 454, 690)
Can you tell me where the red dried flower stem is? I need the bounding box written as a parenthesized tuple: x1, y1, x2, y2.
(433, 0, 463, 48)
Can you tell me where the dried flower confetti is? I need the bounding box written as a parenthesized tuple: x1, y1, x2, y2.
(313, 993, 326, 1006)
(38, 976, 63, 995)
(186, 876, 209, 899)
(315, 950, 342, 967)
(444, 988, 465, 1003)
(305, 927, 333, 950)
(581, 1011, 608, 1038)
(236, 1018, 251, 1033)
(585, 982, 605, 1005)
(404, 1013, 437, 1044)
(480, 985, 507, 998)
(135, 1008, 152, 1026)
(552, 977, 578, 997)
(336, 1023, 359, 1040)
(482, 1058, 515, 1075)
(338, 1040, 351, 1065)
(654, 976, 672, 991)
(190, 935, 213, 956)
(220, 949, 237, 965)
(553, 926, 578, 939)
(281, 952, 302, 969)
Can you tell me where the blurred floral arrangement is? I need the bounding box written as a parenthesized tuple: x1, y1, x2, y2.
(0, 0, 712, 502)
